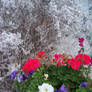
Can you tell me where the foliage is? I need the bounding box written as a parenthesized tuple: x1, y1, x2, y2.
(13, 64, 89, 92)
(76, 87, 92, 92)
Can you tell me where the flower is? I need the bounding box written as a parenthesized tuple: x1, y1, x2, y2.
(89, 57, 92, 66)
(80, 82, 88, 87)
(22, 58, 39, 75)
(17, 74, 27, 82)
(38, 83, 54, 92)
(17, 76, 23, 82)
(55, 84, 68, 92)
(36, 51, 45, 58)
(67, 57, 81, 70)
(67, 53, 91, 70)
(9, 71, 18, 79)
(75, 53, 91, 65)
(79, 38, 84, 47)
(54, 54, 61, 61)
(28, 70, 34, 77)
(67, 58, 74, 68)
(71, 60, 81, 70)
(78, 49, 81, 54)
(67, 85, 70, 88)
(53, 54, 64, 66)
(44, 74, 48, 80)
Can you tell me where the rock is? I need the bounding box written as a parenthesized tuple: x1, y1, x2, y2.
(0, 0, 92, 91)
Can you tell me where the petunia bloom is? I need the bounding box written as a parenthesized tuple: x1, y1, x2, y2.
(9, 71, 18, 79)
(38, 83, 54, 92)
(55, 84, 68, 92)
(80, 82, 88, 87)
(28, 70, 34, 77)
(17, 74, 27, 82)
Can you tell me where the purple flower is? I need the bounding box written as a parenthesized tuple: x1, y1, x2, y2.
(28, 70, 34, 77)
(22, 74, 27, 80)
(80, 82, 88, 87)
(9, 71, 18, 79)
(55, 89, 58, 92)
(17, 76, 23, 82)
(17, 74, 27, 82)
(55, 84, 68, 92)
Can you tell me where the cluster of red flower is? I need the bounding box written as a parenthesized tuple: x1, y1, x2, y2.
(22, 58, 39, 75)
(52, 54, 65, 66)
(22, 50, 91, 75)
(67, 53, 91, 70)
(36, 51, 45, 58)
(22, 51, 45, 75)
(53, 53, 91, 70)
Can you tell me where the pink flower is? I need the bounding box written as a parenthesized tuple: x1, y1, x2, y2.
(78, 38, 84, 47)
(79, 38, 84, 43)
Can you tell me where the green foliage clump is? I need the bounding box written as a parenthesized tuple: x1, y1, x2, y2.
(14, 65, 88, 92)
(76, 87, 92, 92)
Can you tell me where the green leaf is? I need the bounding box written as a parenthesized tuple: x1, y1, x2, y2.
(76, 87, 88, 92)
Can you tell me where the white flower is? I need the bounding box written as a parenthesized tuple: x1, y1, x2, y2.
(38, 83, 54, 92)
(44, 74, 48, 80)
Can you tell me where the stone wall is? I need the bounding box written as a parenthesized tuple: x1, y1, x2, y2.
(0, 0, 92, 91)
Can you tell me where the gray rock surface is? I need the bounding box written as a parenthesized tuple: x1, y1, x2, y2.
(0, 0, 92, 91)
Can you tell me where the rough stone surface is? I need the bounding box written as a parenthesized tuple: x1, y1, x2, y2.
(0, 0, 92, 91)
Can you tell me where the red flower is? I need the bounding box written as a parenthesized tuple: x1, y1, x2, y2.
(36, 51, 45, 58)
(56, 61, 61, 66)
(67, 57, 81, 70)
(56, 61, 65, 66)
(67, 58, 74, 68)
(22, 58, 39, 75)
(53, 54, 64, 66)
(71, 60, 81, 70)
(54, 54, 61, 61)
(75, 53, 91, 65)
(67, 85, 70, 88)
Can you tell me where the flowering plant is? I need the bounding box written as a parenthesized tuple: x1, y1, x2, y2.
(10, 38, 92, 92)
